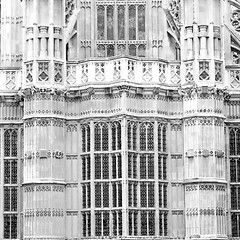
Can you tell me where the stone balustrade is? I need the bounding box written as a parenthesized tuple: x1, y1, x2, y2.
(66, 57, 181, 86)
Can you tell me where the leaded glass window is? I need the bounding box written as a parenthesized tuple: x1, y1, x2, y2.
(128, 182, 138, 207)
(95, 212, 102, 236)
(83, 213, 87, 236)
(103, 183, 109, 207)
(133, 154, 137, 178)
(4, 214, 17, 239)
(140, 183, 147, 207)
(118, 211, 123, 235)
(4, 129, 18, 157)
(96, 1, 146, 57)
(158, 124, 167, 152)
(112, 154, 122, 179)
(113, 183, 117, 207)
(82, 184, 91, 209)
(159, 154, 167, 180)
(102, 155, 109, 179)
(229, 128, 240, 156)
(95, 183, 102, 208)
(129, 212, 133, 235)
(82, 124, 90, 152)
(118, 5, 125, 40)
(149, 211, 155, 235)
(148, 183, 155, 207)
(113, 211, 117, 236)
(230, 128, 240, 236)
(94, 122, 109, 151)
(159, 183, 168, 208)
(128, 121, 137, 150)
(112, 122, 121, 151)
(118, 183, 122, 207)
(103, 212, 110, 236)
(83, 212, 91, 237)
(159, 211, 168, 236)
(140, 123, 154, 151)
(95, 154, 101, 179)
(4, 129, 19, 240)
(140, 155, 146, 179)
(232, 213, 238, 237)
(140, 211, 147, 235)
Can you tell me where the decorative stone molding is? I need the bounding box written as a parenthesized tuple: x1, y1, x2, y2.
(24, 208, 64, 218)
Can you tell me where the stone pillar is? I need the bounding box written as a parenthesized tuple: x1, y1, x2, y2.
(182, 87, 227, 240)
(1, 0, 23, 67)
(22, 0, 66, 239)
(182, 1, 226, 237)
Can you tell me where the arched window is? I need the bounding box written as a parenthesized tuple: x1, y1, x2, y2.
(140, 124, 146, 151)
(129, 5, 136, 40)
(97, 6, 105, 40)
(230, 129, 236, 155)
(118, 5, 125, 40)
(107, 6, 114, 40)
(82, 124, 91, 152)
(127, 121, 137, 150)
(4, 129, 18, 157)
(140, 123, 154, 151)
(3, 129, 18, 240)
(102, 123, 109, 151)
(94, 122, 109, 152)
(147, 124, 154, 151)
(112, 122, 121, 151)
(96, 2, 146, 57)
(158, 124, 167, 152)
(138, 5, 145, 40)
(94, 124, 101, 151)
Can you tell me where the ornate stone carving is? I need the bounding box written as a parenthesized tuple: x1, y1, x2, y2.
(170, 64, 181, 84)
(38, 62, 49, 82)
(168, 0, 181, 28)
(159, 63, 166, 83)
(6, 71, 16, 90)
(185, 62, 194, 83)
(231, 9, 240, 32)
(142, 62, 153, 82)
(199, 61, 210, 81)
(81, 63, 88, 83)
(54, 62, 63, 83)
(215, 62, 222, 82)
(230, 69, 240, 88)
(128, 60, 135, 81)
(65, 0, 76, 24)
(26, 62, 33, 83)
(95, 62, 105, 82)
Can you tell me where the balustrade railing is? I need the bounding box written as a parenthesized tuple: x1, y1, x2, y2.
(66, 57, 181, 86)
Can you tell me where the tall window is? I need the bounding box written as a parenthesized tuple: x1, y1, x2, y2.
(82, 212, 91, 237)
(94, 123, 109, 151)
(96, 1, 146, 57)
(4, 129, 18, 239)
(139, 123, 154, 151)
(128, 121, 137, 151)
(95, 211, 110, 236)
(111, 122, 121, 151)
(230, 128, 240, 236)
(82, 124, 91, 153)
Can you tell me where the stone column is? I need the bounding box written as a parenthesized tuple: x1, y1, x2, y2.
(22, 0, 66, 239)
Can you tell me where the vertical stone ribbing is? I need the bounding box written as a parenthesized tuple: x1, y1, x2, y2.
(1, 0, 23, 67)
(22, 0, 66, 239)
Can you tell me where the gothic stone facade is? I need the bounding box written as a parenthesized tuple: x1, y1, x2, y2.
(1, 0, 240, 239)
